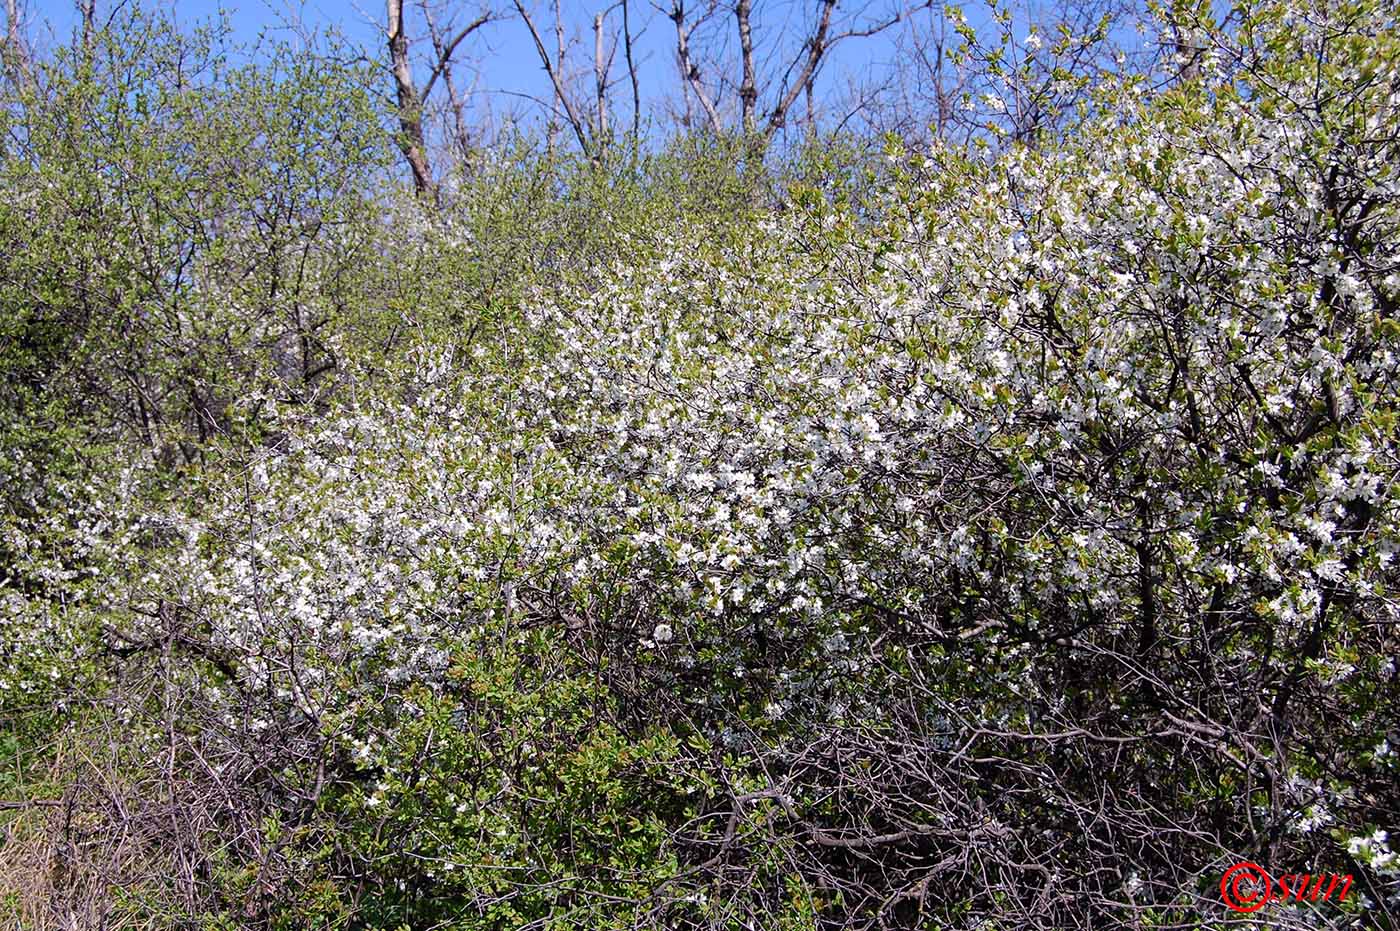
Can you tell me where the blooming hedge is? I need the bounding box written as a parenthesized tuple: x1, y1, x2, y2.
(2, 0, 1399, 927)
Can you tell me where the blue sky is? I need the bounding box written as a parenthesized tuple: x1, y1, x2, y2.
(34, 0, 938, 140)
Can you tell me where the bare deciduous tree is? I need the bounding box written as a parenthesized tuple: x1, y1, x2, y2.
(621, 0, 641, 138)
(515, 0, 597, 155)
(3, 0, 32, 90)
(670, 0, 724, 133)
(386, 0, 494, 193)
(664, 0, 929, 148)
(514, 0, 644, 160)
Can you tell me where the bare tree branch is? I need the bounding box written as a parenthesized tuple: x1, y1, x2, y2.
(3, 0, 33, 91)
(421, 1, 474, 157)
(622, 0, 641, 139)
(514, 0, 594, 156)
(386, 0, 434, 194)
(764, 0, 836, 136)
(767, 0, 928, 138)
(418, 9, 492, 105)
(594, 12, 608, 141)
(79, 0, 96, 53)
(670, 0, 722, 134)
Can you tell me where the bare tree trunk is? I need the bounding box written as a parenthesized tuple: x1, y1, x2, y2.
(622, 0, 640, 139)
(3, 0, 32, 90)
(765, 0, 836, 137)
(672, 0, 721, 134)
(4, 0, 17, 53)
(554, 0, 566, 82)
(735, 0, 757, 134)
(550, 0, 567, 150)
(931, 19, 950, 139)
(1173, 22, 1202, 84)
(387, 0, 434, 194)
(80, 0, 96, 52)
(593, 12, 608, 143)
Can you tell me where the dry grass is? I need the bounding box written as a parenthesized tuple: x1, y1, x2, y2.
(0, 718, 269, 931)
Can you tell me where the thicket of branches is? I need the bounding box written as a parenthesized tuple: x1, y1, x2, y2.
(1, 0, 1398, 929)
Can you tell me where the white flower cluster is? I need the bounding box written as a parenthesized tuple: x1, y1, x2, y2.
(17, 16, 1393, 741)
(1348, 830, 1399, 875)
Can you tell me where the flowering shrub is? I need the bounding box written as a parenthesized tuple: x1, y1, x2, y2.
(3, 0, 1399, 927)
